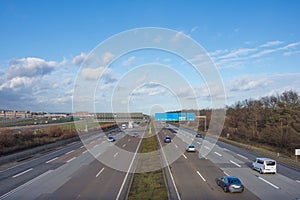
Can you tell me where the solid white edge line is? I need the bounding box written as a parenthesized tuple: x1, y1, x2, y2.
(116, 129, 144, 200)
(12, 168, 33, 178)
(214, 152, 222, 157)
(67, 157, 76, 163)
(196, 171, 206, 182)
(182, 154, 187, 159)
(46, 157, 58, 164)
(230, 160, 241, 168)
(96, 168, 105, 178)
(236, 153, 248, 160)
(157, 130, 181, 200)
(1, 170, 53, 199)
(258, 177, 280, 189)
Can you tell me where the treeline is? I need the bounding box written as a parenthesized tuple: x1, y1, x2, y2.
(222, 90, 300, 156)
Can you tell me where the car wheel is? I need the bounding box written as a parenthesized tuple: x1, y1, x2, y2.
(259, 168, 263, 174)
(223, 186, 228, 192)
(217, 180, 220, 186)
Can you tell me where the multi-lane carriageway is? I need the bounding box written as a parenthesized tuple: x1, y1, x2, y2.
(0, 122, 299, 199)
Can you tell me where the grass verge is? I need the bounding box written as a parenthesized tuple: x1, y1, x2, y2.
(127, 122, 168, 200)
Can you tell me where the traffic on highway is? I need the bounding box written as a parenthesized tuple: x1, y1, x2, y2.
(0, 121, 299, 199)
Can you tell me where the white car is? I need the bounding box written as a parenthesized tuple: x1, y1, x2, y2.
(252, 157, 276, 174)
(186, 145, 196, 152)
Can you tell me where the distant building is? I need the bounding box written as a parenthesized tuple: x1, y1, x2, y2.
(0, 110, 30, 119)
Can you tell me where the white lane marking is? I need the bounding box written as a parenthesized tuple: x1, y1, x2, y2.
(65, 150, 75, 155)
(182, 154, 187, 159)
(122, 144, 126, 148)
(296, 180, 300, 183)
(230, 160, 241, 167)
(94, 144, 100, 148)
(258, 177, 280, 189)
(96, 168, 105, 178)
(12, 168, 33, 178)
(116, 129, 144, 200)
(214, 152, 222, 157)
(236, 153, 248, 160)
(80, 146, 84, 148)
(197, 142, 201, 144)
(113, 152, 119, 158)
(46, 157, 58, 164)
(174, 144, 178, 148)
(197, 171, 206, 182)
(67, 157, 76, 163)
(223, 171, 230, 176)
(158, 135, 181, 200)
(128, 139, 131, 142)
(83, 150, 88, 154)
(204, 146, 210, 150)
(1, 170, 53, 199)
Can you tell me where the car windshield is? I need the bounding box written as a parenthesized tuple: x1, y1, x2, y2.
(189, 146, 195, 148)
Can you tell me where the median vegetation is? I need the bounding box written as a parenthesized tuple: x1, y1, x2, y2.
(128, 122, 168, 200)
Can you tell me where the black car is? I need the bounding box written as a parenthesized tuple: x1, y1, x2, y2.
(196, 133, 202, 138)
(216, 176, 244, 193)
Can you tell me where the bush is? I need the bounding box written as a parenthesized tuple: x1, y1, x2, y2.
(0, 129, 16, 148)
(46, 126, 63, 137)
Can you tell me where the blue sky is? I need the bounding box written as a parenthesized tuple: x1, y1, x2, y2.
(0, 0, 300, 113)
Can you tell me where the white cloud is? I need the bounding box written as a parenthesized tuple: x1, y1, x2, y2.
(229, 76, 270, 92)
(122, 56, 136, 66)
(81, 67, 110, 80)
(219, 48, 257, 59)
(0, 76, 36, 90)
(260, 40, 283, 47)
(170, 31, 184, 43)
(102, 52, 115, 65)
(7, 57, 58, 79)
(72, 52, 87, 65)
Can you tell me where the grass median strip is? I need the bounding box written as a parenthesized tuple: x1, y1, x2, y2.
(128, 122, 168, 200)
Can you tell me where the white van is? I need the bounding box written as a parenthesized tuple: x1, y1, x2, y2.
(252, 157, 276, 174)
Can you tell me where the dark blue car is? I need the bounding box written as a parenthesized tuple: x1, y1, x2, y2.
(217, 176, 244, 193)
(164, 136, 171, 143)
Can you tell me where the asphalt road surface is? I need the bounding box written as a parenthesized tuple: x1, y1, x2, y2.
(0, 125, 147, 200)
(155, 122, 300, 200)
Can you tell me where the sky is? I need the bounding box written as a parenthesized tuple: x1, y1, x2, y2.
(0, 0, 300, 114)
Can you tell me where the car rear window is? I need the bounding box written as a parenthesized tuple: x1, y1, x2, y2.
(265, 161, 276, 166)
(228, 178, 241, 184)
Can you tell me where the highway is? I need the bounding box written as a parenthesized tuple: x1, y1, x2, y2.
(155, 122, 300, 200)
(0, 124, 147, 200)
(0, 121, 299, 199)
